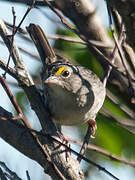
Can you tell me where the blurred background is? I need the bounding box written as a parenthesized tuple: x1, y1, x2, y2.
(0, 0, 135, 179)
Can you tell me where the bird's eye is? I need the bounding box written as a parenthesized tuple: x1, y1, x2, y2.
(62, 70, 70, 77)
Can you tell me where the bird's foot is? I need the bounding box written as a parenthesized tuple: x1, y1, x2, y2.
(88, 118, 97, 138)
(60, 133, 71, 161)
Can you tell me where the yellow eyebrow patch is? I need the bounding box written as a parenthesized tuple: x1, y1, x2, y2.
(55, 66, 67, 75)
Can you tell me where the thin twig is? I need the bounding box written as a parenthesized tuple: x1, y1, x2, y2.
(3, 7, 16, 78)
(68, 138, 135, 167)
(4, 20, 27, 34)
(107, 89, 135, 119)
(0, 76, 31, 129)
(44, 0, 78, 34)
(37, 6, 62, 25)
(14, 1, 35, 34)
(103, 3, 125, 87)
(102, 107, 135, 135)
(47, 34, 114, 48)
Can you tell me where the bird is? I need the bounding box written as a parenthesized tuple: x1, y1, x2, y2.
(27, 23, 106, 137)
(42, 59, 106, 136)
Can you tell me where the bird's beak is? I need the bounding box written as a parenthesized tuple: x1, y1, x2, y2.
(45, 76, 62, 86)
